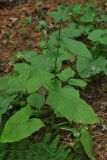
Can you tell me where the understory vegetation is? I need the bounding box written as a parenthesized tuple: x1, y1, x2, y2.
(0, 1, 107, 160)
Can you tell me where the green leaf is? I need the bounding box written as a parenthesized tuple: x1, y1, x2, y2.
(48, 5, 70, 23)
(35, 1, 43, 6)
(15, 51, 37, 63)
(58, 67, 75, 81)
(16, 52, 51, 71)
(70, 4, 82, 15)
(27, 93, 45, 108)
(0, 106, 44, 142)
(46, 87, 99, 124)
(80, 7, 95, 22)
(102, 14, 107, 22)
(62, 23, 84, 38)
(76, 56, 107, 78)
(48, 30, 91, 59)
(80, 127, 96, 160)
(44, 48, 72, 71)
(30, 55, 52, 71)
(39, 20, 48, 27)
(14, 63, 30, 81)
(22, 16, 34, 26)
(13, 54, 54, 93)
(8, 75, 26, 93)
(44, 79, 61, 93)
(40, 40, 47, 49)
(1, 54, 53, 94)
(0, 94, 16, 115)
(76, 57, 92, 78)
(0, 94, 16, 123)
(68, 79, 87, 87)
(0, 76, 9, 93)
(88, 29, 103, 42)
(85, 25, 95, 34)
(26, 71, 53, 93)
(62, 38, 92, 59)
(88, 29, 107, 45)
(100, 36, 107, 45)
(0, 66, 28, 94)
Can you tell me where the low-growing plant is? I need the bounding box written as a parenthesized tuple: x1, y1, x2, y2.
(0, 134, 71, 160)
(48, 3, 107, 78)
(1, 2, 106, 160)
(22, 16, 35, 26)
(0, 130, 96, 160)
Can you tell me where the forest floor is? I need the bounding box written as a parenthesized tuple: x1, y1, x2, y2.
(0, 0, 107, 159)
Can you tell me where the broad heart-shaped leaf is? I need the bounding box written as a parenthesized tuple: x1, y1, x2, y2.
(57, 67, 75, 81)
(61, 37, 92, 59)
(46, 87, 99, 124)
(80, 127, 96, 160)
(68, 79, 87, 87)
(0, 106, 44, 143)
(27, 93, 45, 108)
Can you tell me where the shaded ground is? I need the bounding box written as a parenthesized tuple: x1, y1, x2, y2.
(0, 0, 107, 159)
(81, 76, 107, 160)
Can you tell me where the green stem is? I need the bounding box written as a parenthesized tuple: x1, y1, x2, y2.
(54, 20, 62, 79)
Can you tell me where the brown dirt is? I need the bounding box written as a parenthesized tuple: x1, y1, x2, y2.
(0, 0, 107, 160)
(81, 76, 107, 160)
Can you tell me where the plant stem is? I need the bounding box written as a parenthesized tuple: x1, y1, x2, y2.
(54, 20, 62, 79)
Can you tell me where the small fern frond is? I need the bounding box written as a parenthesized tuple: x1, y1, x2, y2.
(0, 134, 72, 160)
